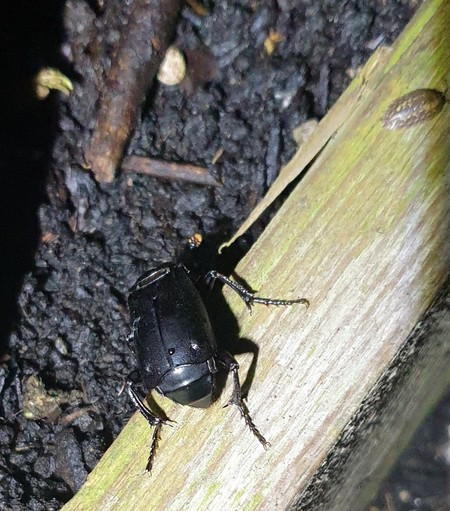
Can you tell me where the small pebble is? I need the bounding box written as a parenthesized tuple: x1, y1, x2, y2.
(157, 46, 186, 86)
(55, 336, 69, 356)
(398, 489, 411, 503)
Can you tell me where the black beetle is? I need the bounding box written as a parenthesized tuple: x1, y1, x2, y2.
(126, 263, 308, 471)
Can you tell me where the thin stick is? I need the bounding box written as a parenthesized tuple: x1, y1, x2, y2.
(122, 155, 222, 187)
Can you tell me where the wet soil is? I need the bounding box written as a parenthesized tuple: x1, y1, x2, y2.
(2, 1, 445, 510)
(368, 389, 450, 511)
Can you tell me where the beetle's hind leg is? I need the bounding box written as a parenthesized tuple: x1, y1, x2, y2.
(217, 351, 270, 449)
(126, 375, 168, 473)
(205, 270, 309, 312)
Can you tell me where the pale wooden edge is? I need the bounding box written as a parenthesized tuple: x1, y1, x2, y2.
(292, 277, 450, 510)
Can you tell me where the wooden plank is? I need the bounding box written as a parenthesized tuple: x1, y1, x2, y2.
(62, 0, 450, 509)
(295, 281, 450, 510)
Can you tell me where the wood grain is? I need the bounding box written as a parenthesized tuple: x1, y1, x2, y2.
(63, 0, 450, 509)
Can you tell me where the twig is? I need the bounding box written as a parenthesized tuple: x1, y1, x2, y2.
(85, 0, 183, 183)
(122, 155, 222, 187)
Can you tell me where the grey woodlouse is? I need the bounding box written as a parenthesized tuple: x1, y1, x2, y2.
(382, 88, 447, 130)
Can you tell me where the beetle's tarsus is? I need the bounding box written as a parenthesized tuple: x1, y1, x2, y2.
(204, 270, 309, 311)
(236, 397, 271, 449)
(251, 296, 309, 308)
(146, 422, 162, 473)
(126, 379, 170, 473)
(230, 368, 270, 448)
(217, 350, 270, 448)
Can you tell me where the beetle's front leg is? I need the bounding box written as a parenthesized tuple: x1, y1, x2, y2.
(205, 270, 309, 312)
(217, 351, 270, 449)
(126, 373, 168, 473)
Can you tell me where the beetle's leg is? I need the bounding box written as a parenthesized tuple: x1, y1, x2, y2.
(127, 381, 165, 427)
(205, 270, 309, 312)
(126, 377, 166, 472)
(217, 351, 270, 449)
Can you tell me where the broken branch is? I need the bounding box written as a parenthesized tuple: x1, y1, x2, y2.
(121, 155, 221, 187)
(85, 0, 183, 183)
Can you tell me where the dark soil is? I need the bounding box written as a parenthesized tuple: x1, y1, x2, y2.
(3, 1, 445, 510)
(368, 389, 450, 511)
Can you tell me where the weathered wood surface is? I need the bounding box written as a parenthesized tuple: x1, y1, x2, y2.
(63, 0, 450, 509)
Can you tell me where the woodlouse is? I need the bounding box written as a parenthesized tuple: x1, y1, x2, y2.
(382, 88, 447, 130)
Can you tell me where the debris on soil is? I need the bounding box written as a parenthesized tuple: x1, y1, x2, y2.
(121, 155, 221, 187)
(211, 148, 224, 165)
(187, 232, 203, 249)
(58, 406, 97, 426)
(34, 68, 73, 100)
(23, 375, 83, 421)
(186, 0, 208, 18)
(264, 29, 285, 56)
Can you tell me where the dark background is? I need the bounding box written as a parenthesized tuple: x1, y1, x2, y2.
(0, 1, 448, 510)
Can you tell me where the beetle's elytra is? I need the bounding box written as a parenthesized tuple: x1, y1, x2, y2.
(382, 88, 446, 130)
(127, 263, 309, 472)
